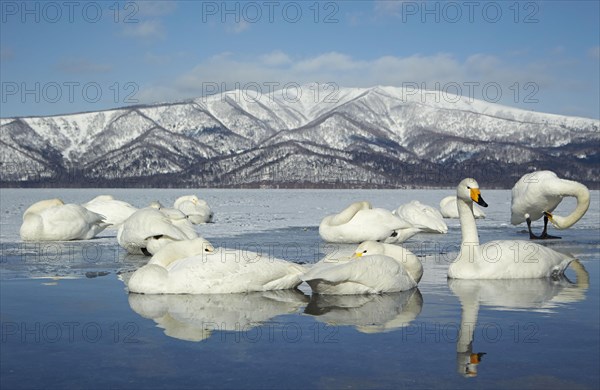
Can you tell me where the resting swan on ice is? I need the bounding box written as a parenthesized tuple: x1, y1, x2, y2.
(149, 201, 197, 240)
(393, 200, 448, 233)
(81, 195, 137, 228)
(174, 195, 213, 224)
(127, 238, 306, 294)
(302, 241, 423, 295)
(20, 198, 107, 241)
(117, 208, 192, 255)
(319, 201, 420, 244)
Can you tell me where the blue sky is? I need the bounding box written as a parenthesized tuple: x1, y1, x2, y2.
(1, 0, 599, 118)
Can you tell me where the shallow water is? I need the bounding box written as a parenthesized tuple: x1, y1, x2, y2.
(1, 189, 599, 389)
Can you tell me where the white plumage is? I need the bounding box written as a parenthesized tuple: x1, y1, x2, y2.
(127, 238, 306, 294)
(447, 178, 574, 279)
(319, 201, 420, 244)
(174, 195, 213, 224)
(394, 200, 448, 233)
(20, 198, 107, 241)
(510, 170, 590, 239)
(439, 195, 486, 219)
(117, 208, 191, 255)
(81, 195, 137, 228)
(303, 241, 423, 295)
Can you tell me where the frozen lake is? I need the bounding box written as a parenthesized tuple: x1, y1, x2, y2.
(1, 188, 599, 389)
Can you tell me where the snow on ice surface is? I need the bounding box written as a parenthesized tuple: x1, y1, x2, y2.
(1, 188, 598, 275)
(1, 188, 598, 389)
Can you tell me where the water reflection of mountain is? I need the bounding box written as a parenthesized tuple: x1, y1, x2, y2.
(304, 288, 423, 333)
(128, 290, 309, 342)
(449, 261, 589, 377)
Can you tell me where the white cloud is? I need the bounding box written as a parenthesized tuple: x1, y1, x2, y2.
(373, 1, 404, 17)
(260, 51, 292, 66)
(122, 20, 166, 40)
(225, 20, 251, 34)
(137, 51, 557, 105)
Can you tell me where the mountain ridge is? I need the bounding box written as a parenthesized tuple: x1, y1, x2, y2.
(1, 84, 598, 188)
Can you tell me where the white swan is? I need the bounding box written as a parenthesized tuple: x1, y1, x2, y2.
(149, 201, 197, 240)
(304, 289, 423, 333)
(447, 178, 574, 279)
(439, 195, 486, 219)
(174, 195, 213, 224)
(127, 238, 306, 294)
(128, 290, 308, 342)
(20, 199, 107, 241)
(302, 241, 423, 295)
(393, 200, 448, 233)
(82, 195, 137, 228)
(511, 171, 590, 239)
(117, 208, 191, 255)
(449, 262, 588, 377)
(319, 201, 421, 244)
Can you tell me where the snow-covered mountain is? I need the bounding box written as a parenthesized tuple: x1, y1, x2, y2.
(1, 85, 598, 187)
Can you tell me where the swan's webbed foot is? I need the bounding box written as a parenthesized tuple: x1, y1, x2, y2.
(527, 216, 561, 240)
(540, 215, 561, 239)
(539, 232, 561, 240)
(526, 217, 540, 240)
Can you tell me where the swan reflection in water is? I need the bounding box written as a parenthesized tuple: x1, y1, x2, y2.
(304, 288, 423, 333)
(449, 260, 589, 378)
(128, 289, 309, 342)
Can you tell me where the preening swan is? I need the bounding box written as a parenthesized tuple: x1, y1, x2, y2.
(319, 201, 421, 244)
(447, 178, 574, 279)
(127, 238, 306, 294)
(394, 200, 448, 233)
(117, 208, 192, 255)
(82, 195, 137, 228)
(440, 196, 486, 219)
(20, 198, 107, 241)
(302, 241, 423, 295)
(174, 195, 213, 224)
(511, 171, 590, 239)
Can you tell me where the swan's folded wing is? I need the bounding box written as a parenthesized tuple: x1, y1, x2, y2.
(143, 215, 190, 241)
(303, 255, 407, 288)
(355, 209, 413, 230)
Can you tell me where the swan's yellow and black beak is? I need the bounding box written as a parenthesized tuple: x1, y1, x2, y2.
(470, 353, 485, 364)
(352, 252, 362, 258)
(470, 188, 488, 207)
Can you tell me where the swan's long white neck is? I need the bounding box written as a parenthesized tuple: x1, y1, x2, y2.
(457, 198, 480, 254)
(383, 245, 423, 283)
(329, 202, 370, 226)
(552, 179, 590, 229)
